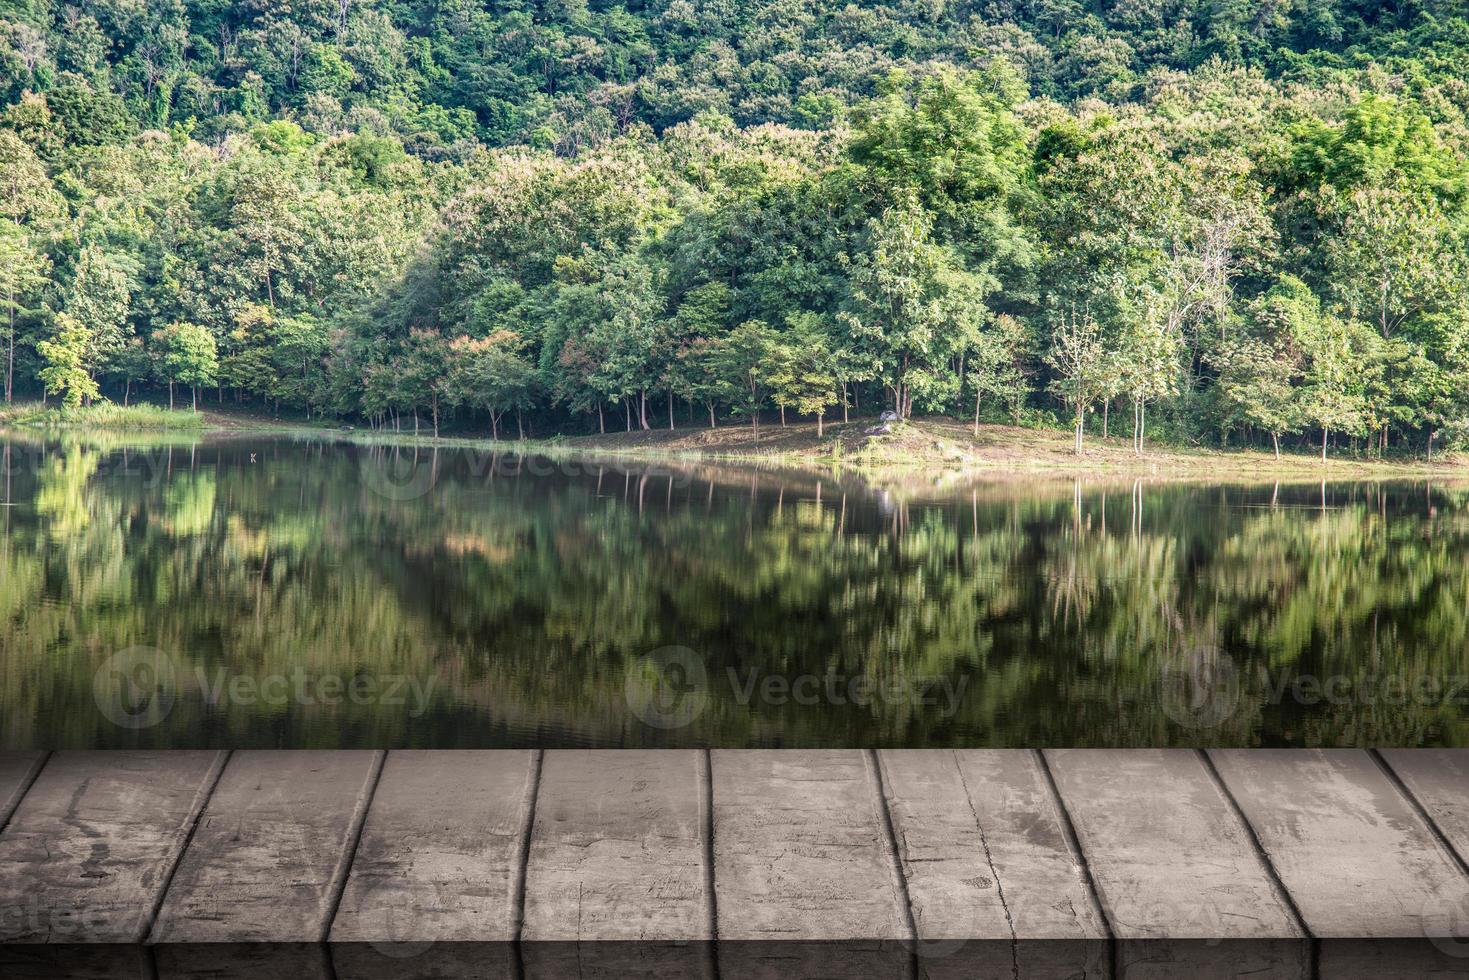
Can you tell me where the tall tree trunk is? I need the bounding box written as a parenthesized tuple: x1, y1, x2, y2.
(816, 410, 823, 437)
(124, 378, 130, 407)
(973, 388, 981, 437)
(708, 403, 716, 429)
(779, 404, 786, 427)
(625, 400, 631, 431)
(5, 295, 13, 403)
(842, 383, 849, 423)
(639, 390, 649, 430)
(516, 409, 524, 439)
(598, 403, 605, 434)
(192, 386, 198, 411)
(1272, 431, 1280, 460)
(169, 382, 174, 410)
(668, 388, 675, 430)
(1322, 428, 1329, 462)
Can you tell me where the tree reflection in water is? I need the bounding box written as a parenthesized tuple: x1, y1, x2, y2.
(1, 435, 1466, 749)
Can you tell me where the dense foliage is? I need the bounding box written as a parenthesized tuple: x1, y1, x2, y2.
(5, 0, 1469, 456)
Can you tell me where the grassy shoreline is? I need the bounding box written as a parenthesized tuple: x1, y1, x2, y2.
(3, 401, 1464, 481)
(0, 401, 204, 431)
(306, 415, 1467, 483)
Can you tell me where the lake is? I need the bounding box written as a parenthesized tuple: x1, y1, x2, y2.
(1, 435, 1466, 750)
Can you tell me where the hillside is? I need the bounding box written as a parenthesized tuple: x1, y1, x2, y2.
(4, 2, 1469, 465)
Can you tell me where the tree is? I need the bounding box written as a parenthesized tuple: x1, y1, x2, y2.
(967, 313, 1030, 433)
(1211, 336, 1300, 458)
(709, 320, 774, 431)
(1324, 184, 1462, 341)
(154, 322, 218, 410)
(764, 314, 838, 434)
(841, 197, 979, 418)
(65, 243, 133, 381)
(1115, 312, 1182, 455)
(1046, 309, 1106, 455)
(446, 331, 539, 439)
(0, 221, 49, 402)
(38, 314, 101, 409)
(113, 336, 151, 406)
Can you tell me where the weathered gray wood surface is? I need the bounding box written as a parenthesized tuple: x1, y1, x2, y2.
(0, 747, 1468, 959)
(522, 749, 710, 942)
(1045, 749, 1304, 940)
(711, 749, 910, 942)
(0, 751, 46, 829)
(1379, 748, 1469, 864)
(879, 748, 1105, 940)
(330, 749, 535, 944)
(149, 750, 383, 943)
(1210, 748, 1469, 939)
(0, 751, 225, 943)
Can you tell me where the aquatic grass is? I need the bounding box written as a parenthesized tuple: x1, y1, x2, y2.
(0, 401, 205, 431)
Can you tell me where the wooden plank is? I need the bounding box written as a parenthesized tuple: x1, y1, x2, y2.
(711, 749, 909, 941)
(1378, 749, 1469, 863)
(522, 749, 709, 942)
(1046, 749, 1303, 940)
(1210, 748, 1469, 938)
(881, 749, 1108, 980)
(0, 751, 46, 830)
(330, 750, 536, 944)
(879, 749, 1105, 941)
(0, 750, 225, 944)
(149, 749, 383, 944)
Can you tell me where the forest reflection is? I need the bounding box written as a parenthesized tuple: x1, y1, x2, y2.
(2, 435, 1467, 749)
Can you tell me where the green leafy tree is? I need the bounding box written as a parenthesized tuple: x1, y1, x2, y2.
(154, 322, 218, 411)
(38, 314, 101, 409)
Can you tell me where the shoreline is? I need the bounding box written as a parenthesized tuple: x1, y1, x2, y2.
(3, 402, 1466, 483)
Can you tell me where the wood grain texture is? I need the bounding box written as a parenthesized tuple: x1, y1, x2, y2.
(149, 750, 382, 944)
(330, 750, 536, 944)
(0, 750, 225, 943)
(879, 748, 1105, 942)
(1046, 749, 1304, 940)
(1210, 748, 1469, 939)
(711, 749, 910, 942)
(522, 749, 709, 942)
(1378, 749, 1469, 865)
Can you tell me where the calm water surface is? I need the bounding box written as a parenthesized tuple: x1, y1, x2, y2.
(2, 435, 1467, 749)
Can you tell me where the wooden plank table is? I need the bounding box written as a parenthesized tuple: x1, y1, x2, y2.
(0, 747, 1465, 976)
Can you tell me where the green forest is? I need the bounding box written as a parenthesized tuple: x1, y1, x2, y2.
(4, 0, 1469, 458)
